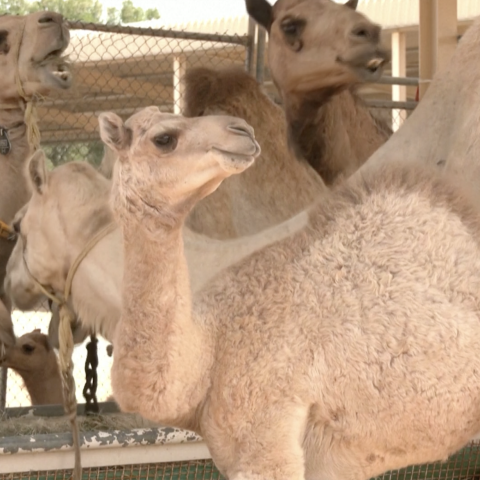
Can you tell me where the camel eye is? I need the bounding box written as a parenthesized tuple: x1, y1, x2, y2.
(281, 18, 305, 37)
(153, 133, 178, 152)
(0, 30, 9, 55)
(22, 344, 35, 354)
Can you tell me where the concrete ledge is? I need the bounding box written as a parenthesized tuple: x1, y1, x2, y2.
(0, 426, 211, 473)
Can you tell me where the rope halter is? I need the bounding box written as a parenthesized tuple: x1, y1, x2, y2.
(21, 222, 117, 479)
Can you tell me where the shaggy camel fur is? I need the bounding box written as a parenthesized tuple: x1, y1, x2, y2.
(1, 330, 63, 405)
(0, 12, 71, 313)
(5, 148, 308, 343)
(246, 0, 391, 184)
(99, 107, 480, 480)
(183, 67, 323, 238)
(358, 15, 480, 198)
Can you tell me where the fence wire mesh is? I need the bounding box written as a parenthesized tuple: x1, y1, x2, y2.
(2, 441, 480, 480)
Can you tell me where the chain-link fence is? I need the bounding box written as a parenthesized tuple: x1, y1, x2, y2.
(3, 440, 480, 480)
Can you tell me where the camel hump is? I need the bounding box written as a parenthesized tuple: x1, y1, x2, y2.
(183, 67, 265, 118)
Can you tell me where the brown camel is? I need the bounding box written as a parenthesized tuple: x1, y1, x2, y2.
(1, 329, 63, 405)
(245, 0, 391, 184)
(98, 106, 480, 480)
(0, 12, 71, 315)
(183, 67, 324, 238)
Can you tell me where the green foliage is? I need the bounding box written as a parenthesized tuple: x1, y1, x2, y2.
(145, 7, 160, 20)
(106, 6, 120, 25)
(120, 0, 143, 23)
(0, 0, 102, 21)
(0, 0, 160, 24)
(42, 141, 106, 170)
(0, 0, 30, 15)
(107, 0, 160, 25)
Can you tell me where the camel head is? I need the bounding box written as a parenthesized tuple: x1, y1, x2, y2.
(0, 329, 54, 372)
(99, 106, 261, 230)
(0, 11, 71, 101)
(4, 149, 112, 299)
(245, 0, 390, 99)
(4, 204, 42, 311)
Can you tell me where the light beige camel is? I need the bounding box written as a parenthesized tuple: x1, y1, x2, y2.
(0, 11, 71, 315)
(357, 15, 480, 198)
(4, 146, 308, 343)
(245, 0, 391, 184)
(0, 329, 63, 405)
(99, 68, 324, 239)
(99, 107, 480, 480)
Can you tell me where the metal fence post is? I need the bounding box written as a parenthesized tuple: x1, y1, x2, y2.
(256, 27, 267, 83)
(246, 17, 257, 75)
(0, 366, 8, 414)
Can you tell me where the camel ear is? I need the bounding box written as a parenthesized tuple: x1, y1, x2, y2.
(28, 149, 48, 195)
(98, 112, 132, 154)
(345, 0, 358, 9)
(245, 0, 273, 32)
(37, 333, 52, 352)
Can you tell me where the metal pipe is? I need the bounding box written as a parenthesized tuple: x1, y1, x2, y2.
(66, 21, 249, 45)
(366, 100, 418, 110)
(419, 0, 436, 99)
(0, 367, 7, 415)
(376, 76, 418, 86)
(246, 17, 257, 75)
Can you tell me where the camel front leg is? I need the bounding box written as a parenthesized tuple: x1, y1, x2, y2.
(201, 402, 309, 480)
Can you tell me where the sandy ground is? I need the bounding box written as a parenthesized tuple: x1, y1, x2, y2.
(7, 309, 113, 407)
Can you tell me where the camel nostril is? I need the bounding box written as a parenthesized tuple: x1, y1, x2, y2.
(39, 14, 56, 24)
(227, 124, 253, 138)
(351, 23, 380, 42)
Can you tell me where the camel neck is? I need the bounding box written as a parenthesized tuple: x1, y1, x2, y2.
(112, 223, 211, 430)
(17, 364, 63, 406)
(285, 89, 389, 184)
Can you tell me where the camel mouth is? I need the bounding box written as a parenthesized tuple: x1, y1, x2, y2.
(337, 48, 390, 82)
(212, 147, 258, 173)
(40, 54, 72, 89)
(36, 26, 72, 90)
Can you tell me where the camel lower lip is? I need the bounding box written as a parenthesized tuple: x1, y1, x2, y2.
(213, 147, 257, 161)
(45, 62, 72, 88)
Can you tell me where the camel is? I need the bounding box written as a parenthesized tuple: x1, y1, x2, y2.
(0, 329, 63, 405)
(0, 11, 71, 315)
(98, 106, 480, 480)
(245, 0, 392, 184)
(183, 67, 323, 238)
(99, 68, 324, 239)
(4, 147, 309, 343)
(356, 14, 480, 199)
